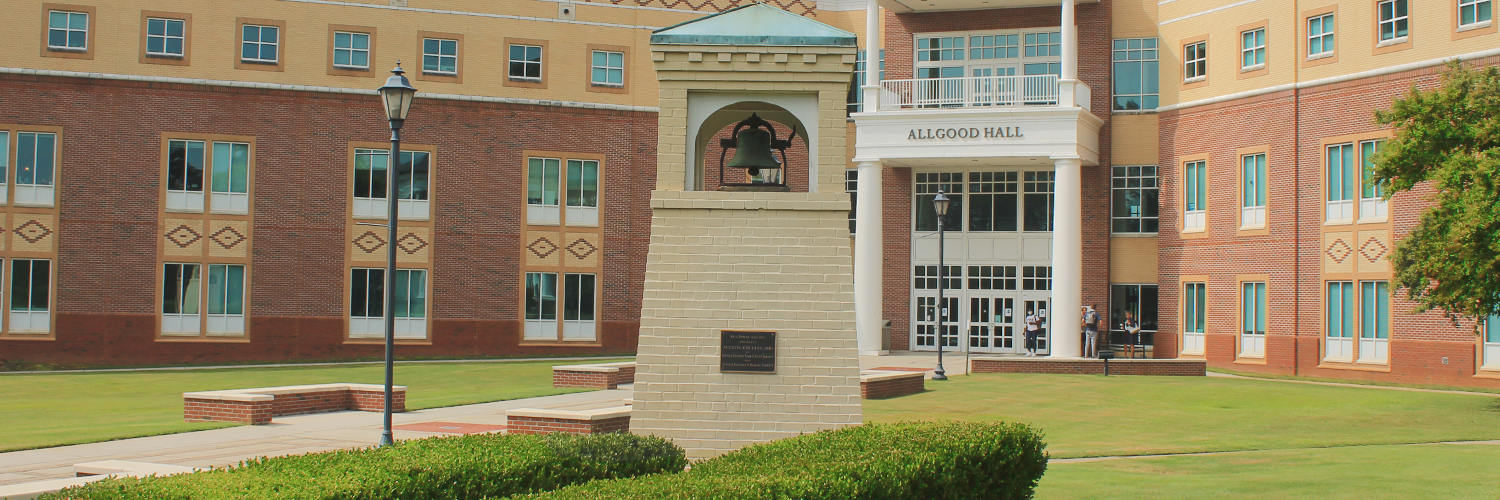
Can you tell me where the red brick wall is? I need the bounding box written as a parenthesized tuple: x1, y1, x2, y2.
(552, 366, 636, 389)
(861, 373, 925, 399)
(971, 357, 1206, 376)
(1159, 56, 1500, 388)
(184, 398, 273, 425)
(506, 415, 631, 435)
(0, 74, 653, 367)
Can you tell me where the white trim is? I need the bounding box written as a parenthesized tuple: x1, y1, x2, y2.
(1457, 20, 1493, 32)
(1159, 0, 1265, 26)
(277, 0, 663, 30)
(0, 67, 658, 113)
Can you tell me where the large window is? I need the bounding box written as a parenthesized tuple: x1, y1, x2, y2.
(915, 172, 963, 232)
(1359, 140, 1387, 221)
(167, 140, 205, 212)
(146, 18, 185, 57)
(1326, 281, 1355, 360)
(1112, 166, 1158, 233)
(1184, 160, 1206, 230)
(1184, 41, 1206, 81)
(167, 141, 248, 213)
(1326, 143, 1356, 221)
(565, 159, 600, 226)
(913, 265, 963, 291)
(1359, 281, 1389, 362)
(1378, 0, 1409, 42)
(212, 143, 250, 213)
(1308, 14, 1335, 58)
(1460, 0, 1493, 28)
(969, 171, 1018, 232)
(1022, 171, 1054, 232)
(16, 132, 56, 206)
(333, 31, 370, 70)
(206, 264, 246, 335)
(1109, 284, 1159, 352)
(527, 157, 598, 227)
(423, 38, 458, 75)
(527, 157, 561, 225)
(350, 268, 427, 339)
(917, 36, 965, 62)
(1024, 32, 1060, 57)
(48, 11, 88, 51)
(525, 272, 597, 341)
(1182, 282, 1206, 355)
(241, 24, 279, 63)
(912, 29, 1061, 104)
(969, 266, 1017, 290)
(1241, 28, 1266, 69)
(1242, 154, 1267, 228)
(1112, 38, 1159, 110)
(353, 149, 430, 220)
(591, 50, 624, 87)
(509, 44, 542, 80)
(1485, 316, 1500, 369)
(162, 263, 201, 335)
(1021, 266, 1052, 291)
(1241, 281, 1267, 356)
(163, 263, 245, 336)
(10, 259, 50, 333)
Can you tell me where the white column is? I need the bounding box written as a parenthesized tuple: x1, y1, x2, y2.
(1058, 0, 1079, 108)
(861, 0, 882, 110)
(854, 160, 885, 355)
(1050, 158, 1083, 358)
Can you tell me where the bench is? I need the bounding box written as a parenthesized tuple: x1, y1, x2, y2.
(183, 383, 406, 425)
(552, 361, 636, 389)
(505, 407, 632, 435)
(860, 370, 926, 399)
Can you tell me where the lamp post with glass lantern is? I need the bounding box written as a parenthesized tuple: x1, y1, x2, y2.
(375, 63, 417, 447)
(932, 190, 951, 381)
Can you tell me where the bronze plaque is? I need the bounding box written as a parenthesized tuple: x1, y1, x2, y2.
(721, 331, 775, 373)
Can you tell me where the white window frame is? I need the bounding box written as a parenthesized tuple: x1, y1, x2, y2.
(349, 268, 428, 340)
(1240, 28, 1265, 70)
(205, 264, 247, 336)
(1183, 160, 1206, 231)
(1459, 0, 1493, 28)
(1241, 154, 1266, 228)
(352, 149, 430, 220)
(562, 273, 598, 341)
(1359, 280, 1389, 363)
(1326, 143, 1355, 222)
(509, 44, 543, 81)
(0, 132, 9, 205)
(16, 132, 56, 207)
(1378, 0, 1409, 43)
(1484, 316, 1500, 369)
(524, 272, 558, 340)
(1111, 165, 1159, 234)
(47, 11, 88, 51)
(913, 29, 1061, 76)
(1184, 41, 1206, 82)
(527, 157, 561, 225)
(1307, 13, 1335, 59)
(1359, 140, 1387, 222)
(241, 24, 279, 64)
(161, 263, 202, 336)
(565, 159, 600, 227)
(9, 259, 50, 334)
(211, 142, 251, 214)
(591, 50, 624, 87)
(333, 31, 370, 70)
(846, 169, 858, 234)
(1112, 38, 1160, 111)
(422, 38, 458, 75)
(145, 18, 185, 57)
(1326, 281, 1355, 361)
(1240, 281, 1267, 357)
(166, 140, 205, 212)
(1183, 282, 1206, 356)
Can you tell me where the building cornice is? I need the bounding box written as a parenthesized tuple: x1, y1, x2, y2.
(279, 0, 666, 30)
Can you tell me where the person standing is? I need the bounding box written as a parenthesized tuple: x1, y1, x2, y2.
(1083, 305, 1100, 358)
(1122, 310, 1142, 359)
(1024, 308, 1041, 356)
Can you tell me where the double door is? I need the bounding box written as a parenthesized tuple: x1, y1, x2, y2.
(915, 292, 1049, 355)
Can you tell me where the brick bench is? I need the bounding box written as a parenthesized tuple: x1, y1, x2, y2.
(553, 362, 636, 389)
(183, 383, 407, 425)
(970, 357, 1206, 376)
(860, 370, 926, 399)
(505, 407, 632, 435)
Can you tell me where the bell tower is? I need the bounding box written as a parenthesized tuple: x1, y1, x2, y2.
(630, 4, 862, 459)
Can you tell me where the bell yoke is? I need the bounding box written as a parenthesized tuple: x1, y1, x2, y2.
(718, 113, 797, 187)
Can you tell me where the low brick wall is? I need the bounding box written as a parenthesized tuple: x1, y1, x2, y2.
(553, 362, 636, 389)
(860, 371, 926, 399)
(970, 357, 1206, 376)
(505, 407, 632, 435)
(184, 383, 407, 424)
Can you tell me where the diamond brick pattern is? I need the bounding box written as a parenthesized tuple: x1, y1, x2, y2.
(527, 237, 559, 258)
(1324, 238, 1353, 264)
(353, 231, 386, 253)
(1359, 237, 1388, 263)
(396, 232, 429, 255)
(565, 238, 597, 260)
(164, 224, 201, 248)
(210, 226, 247, 249)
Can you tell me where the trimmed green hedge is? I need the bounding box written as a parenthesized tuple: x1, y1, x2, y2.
(517, 421, 1048, 500)
(44, 432, 686, 500)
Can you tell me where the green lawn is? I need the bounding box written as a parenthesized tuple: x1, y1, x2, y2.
(864, 373, 1500, 458)
(1039, 444, 1500, 499)
(0, 359, 623, 452)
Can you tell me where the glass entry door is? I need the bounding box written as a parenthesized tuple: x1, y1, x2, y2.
(967, 295, 1017, 354)
(1022, 299, 1050, 354)
(969, 65, 1017, 106)
(915, 295, 960, 349)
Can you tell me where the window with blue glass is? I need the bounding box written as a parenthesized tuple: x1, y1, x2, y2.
(1112, 38, 1159, 110)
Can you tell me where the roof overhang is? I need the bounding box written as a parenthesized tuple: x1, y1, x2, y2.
(879, 0, 1099, 14)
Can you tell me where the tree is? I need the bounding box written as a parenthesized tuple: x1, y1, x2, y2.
(1371, 61, 1500, 324)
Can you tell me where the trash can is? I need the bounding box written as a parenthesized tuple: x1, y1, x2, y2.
(881, 320, 891, 351)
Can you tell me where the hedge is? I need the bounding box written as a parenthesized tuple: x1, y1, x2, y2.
(44, 432, 687, 500)
(517, 421, 1048, 500)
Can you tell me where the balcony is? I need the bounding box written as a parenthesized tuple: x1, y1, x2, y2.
(878, 75, 1089, 111)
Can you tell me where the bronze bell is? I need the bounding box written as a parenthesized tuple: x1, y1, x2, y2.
(725, 126, 780, 177)
(718, 113, 795, 187)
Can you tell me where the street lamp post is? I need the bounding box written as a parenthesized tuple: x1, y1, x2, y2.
(375, 63, 417, 447)
(932, 190, 951, 381)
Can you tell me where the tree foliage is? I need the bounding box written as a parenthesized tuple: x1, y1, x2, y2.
(1371, 62, 1500, 324)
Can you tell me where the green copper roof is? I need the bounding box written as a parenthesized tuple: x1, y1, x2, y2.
(651, 3, 857, 47)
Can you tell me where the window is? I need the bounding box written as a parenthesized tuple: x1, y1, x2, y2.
(423, 38, 458, 75)
(1184, 41, 1207, 81)
(913, 30, 1060, 107)
(161, 263, 245, 336)
(1378, 0, 1409, 42)
(1184, 160, 1206, 230)
(524, 272, 557, 340)
(1241, 281, 1267, 356)
(16, 132, 56, 206)
(241, 25, 279, 63)
(1484, 315, 1500, 368)
(1359, 281, 1389, 362)
(565, 159, 599, 226)
(1308, 14, 1335, 58)
(917, 36, 965, 61)
(527, 157, 561, 225)
(333, 31, 370, 69)
(10, 259, 50, 333)
(0, 132, 8, 205)
(353, 149, 430, 220)
(1241, 154, 1266, 228)
(1326, 143, 1355, 221)
(509, 44, 542, 80)
(1326, 281, 1355, 360)
(591, 50, 623, 86)
(167, 140, 205, 212)
(1022, 266, 1052, 291)
(846, 49, 886, 113)
(562, 273, 597, 340)
(969, 171, 1018, 232)
(1241, 28, 1265, 69)
(1183, 282, 1206, 355)
(146, 18, 185, 57)
(1359, 140, 1387, 221)
(1022, 171, 1054, 232)
(914, 172, 963, 232)
(206, 264, 246, 335)
(1024, 32, 1060, 57)
(846, 169, 858, 234)
(1460, 0, 1493, 27)
(1112, 166, 1159, 233)
(1110, 284, 1159, 353)
(968, 266, 1017, 290)
(48, 11, 88, 50)
(212, 142, 250, 213)
(1112, 38, 1159, 110)
(971, 34, 1019, 60)
(350, 268, 427, 339)
(162, 263, 201, 335)
(914, 265, 962, 290)
(525, 272, 595, 341)
(527, 157, 599, 227)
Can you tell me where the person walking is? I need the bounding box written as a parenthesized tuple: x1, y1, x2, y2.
(1023, 308, 1041, 356)
(1122, 310, 1142, 359)
(1083, 305, 1100, 358)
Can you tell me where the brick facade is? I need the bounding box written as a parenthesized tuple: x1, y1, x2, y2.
(506, 415, 632, 435)
(860, 371, 926, 398)
(183, 384, 404, 424)
(552, 363, 637, 389)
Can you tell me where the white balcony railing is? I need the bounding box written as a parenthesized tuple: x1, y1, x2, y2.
(879, 75, 1060, 110)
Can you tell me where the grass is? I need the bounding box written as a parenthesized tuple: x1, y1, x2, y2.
(864, 373, 1500, 458)
(1038, 444, 1500, 499)
(0, 358, 626, 452)
(1209, 365, 1500, 395)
